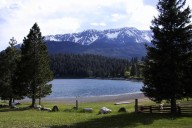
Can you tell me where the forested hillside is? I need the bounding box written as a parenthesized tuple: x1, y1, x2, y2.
(50, 54, 131, 78)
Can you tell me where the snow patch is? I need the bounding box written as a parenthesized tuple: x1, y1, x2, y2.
(125, 30, 134, 36)
(49, 36, 61, 41)
(90, 35, 98, 42)
(141, 33, 152, 42)
(106, 32, 119, 39)
(74, 37, 81, 42)
(135, 38, 139, 43)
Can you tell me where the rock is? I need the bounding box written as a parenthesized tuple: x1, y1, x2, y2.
(99, 107, 112, 114)
(11, 102, 19, 109)
(34, 104, 42, 109)
(52, 105, 59, 112)
(13, 102, 21, 105)
(83, 108, 93, 113)
(118, 107, 127, 112)
(114, 102, 131, 105)
(41, 107, 51, 112)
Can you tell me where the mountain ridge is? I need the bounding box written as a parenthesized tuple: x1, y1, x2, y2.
(45, 27, 152, 45)
(14, 27, 152, 60)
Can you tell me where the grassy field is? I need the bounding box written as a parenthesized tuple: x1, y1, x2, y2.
(0, 99, 192, 128)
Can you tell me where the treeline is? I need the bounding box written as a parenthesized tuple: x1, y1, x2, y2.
(127, 57, 145, 78)
(49, 54, 144, 78)
(50, 54, 131, 78)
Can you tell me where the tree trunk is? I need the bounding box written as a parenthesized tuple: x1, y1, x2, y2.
(9, 98, 12, 107)
(31, 96, 36, 108)
(31, 84, 36, 108)
(171, 98, 177, 114)
(39, 97, 41, 105)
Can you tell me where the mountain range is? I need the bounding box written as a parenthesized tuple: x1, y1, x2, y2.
(44, 27, 152, 60)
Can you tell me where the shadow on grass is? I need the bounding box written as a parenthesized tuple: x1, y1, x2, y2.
(0, 106, 31, 112)
(50, 113, 191, 128)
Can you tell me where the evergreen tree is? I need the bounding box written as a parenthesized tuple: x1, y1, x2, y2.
(136, 64, 141, 77)
(20, 23, 53, 107)
(183, 52, 192, 99)
(142, 0, 192, 114)
(130, 64, 136, 77)
(141, 57, 145, 62)
(0, 37, 21, 106)
(49, 54, 129, 78)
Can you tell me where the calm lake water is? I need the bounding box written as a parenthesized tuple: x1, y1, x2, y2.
(47, 79, 143, 98)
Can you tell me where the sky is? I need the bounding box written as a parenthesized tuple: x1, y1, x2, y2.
(0, 0, 192, 51)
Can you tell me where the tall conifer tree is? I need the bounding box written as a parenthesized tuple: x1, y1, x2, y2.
(0, 37, 21, 106)
(142, 0, 192, 114)
(20, 23, 53, 107)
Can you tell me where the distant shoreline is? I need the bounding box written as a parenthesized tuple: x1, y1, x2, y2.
(54, 77, 143, 82)
(39, 92, 147, 104)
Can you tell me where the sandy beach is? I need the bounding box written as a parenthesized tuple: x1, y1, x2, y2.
(40, 92, 148, 104)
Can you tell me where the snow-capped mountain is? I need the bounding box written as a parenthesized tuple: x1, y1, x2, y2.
(44, 27, 152, 59)
(45, 27, 152, 45)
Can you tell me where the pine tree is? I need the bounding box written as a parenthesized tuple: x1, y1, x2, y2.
(142, 0, 192, 114)
(130, 64, 136, 77)
(136, 64, 141, 77)
(0, 37, 21, 106)
(20, 23, 53, 107)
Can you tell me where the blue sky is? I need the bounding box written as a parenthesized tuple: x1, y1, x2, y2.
(0, 0, 191, 51)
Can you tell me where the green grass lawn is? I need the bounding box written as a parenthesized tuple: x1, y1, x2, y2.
(0, 100, 192, 128)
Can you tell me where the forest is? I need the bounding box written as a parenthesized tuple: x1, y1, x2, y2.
(49, 54, 142, 78)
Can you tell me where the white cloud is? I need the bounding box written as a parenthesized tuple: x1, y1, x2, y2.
(127, 5, 158, 30)
(0, 0, 191, 51)
(40, 17, 81, 35)
(186, 0, 192, 9)
(90, 22, 106, 27)
(111, 13, 127, 22)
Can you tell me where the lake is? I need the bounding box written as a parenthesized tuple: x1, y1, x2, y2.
(47, 79, 143, 98)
